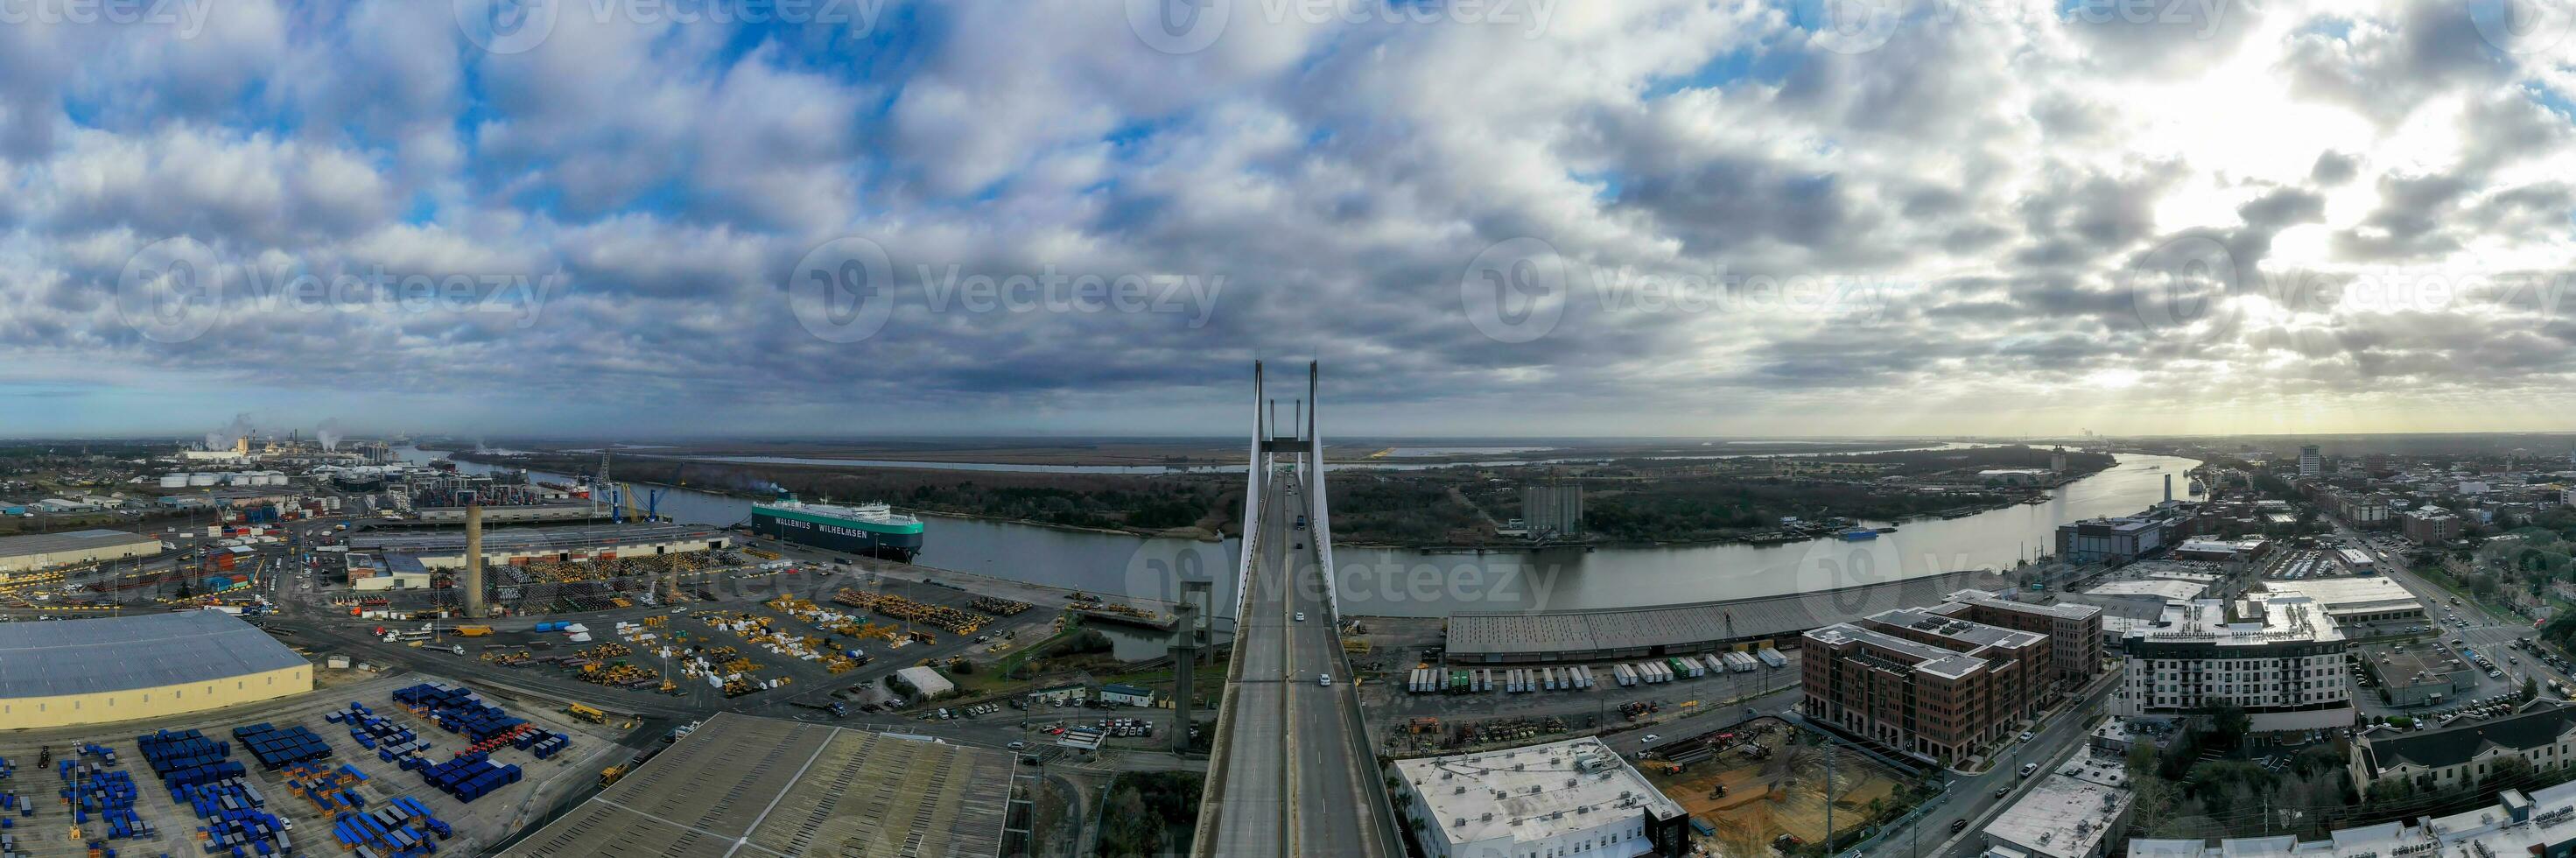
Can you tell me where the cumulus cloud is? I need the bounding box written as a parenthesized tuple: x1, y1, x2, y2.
(0, 0, 2571, 436)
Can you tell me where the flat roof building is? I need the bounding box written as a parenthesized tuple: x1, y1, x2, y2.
(1804, 608, 2051, 763)
(2264, 577, 2425, 633)
(1391, 736, 1690, 858)
(0, 528, 163, 575)
(2110, 596, 2354, 733)
(0, 610, 311, 729)
(1931, 590, 2103, 690)
(1982, 758, 2134, 858)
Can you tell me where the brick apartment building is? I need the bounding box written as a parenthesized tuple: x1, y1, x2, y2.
(1802, 608, 2051, 764)
(1932, 590, 2104, 692)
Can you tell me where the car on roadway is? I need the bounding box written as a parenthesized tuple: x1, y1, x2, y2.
(2018, 731, 2034, 742)
(1007, 741, 1027, 750)
(1995, 787, 2009, 798)
(2019, 763, 2038, 777)
(1295, 612, 1305, 622)
(1318, 673, 1332, 686)
(1951, 819, 1969, 833)
(1643, 734, 1660, 743)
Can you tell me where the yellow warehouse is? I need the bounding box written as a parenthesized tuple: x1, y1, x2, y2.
(0, 610, 312, 730)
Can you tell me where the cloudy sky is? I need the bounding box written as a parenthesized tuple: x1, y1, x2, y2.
(6, 0, 2576, 440)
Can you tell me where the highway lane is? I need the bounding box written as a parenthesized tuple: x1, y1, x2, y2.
(1205, 464, 1292, 857)
(1280, 470, 1392, 858)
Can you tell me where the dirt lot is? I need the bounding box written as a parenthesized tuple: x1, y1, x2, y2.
(1643, 718, 1924, 850)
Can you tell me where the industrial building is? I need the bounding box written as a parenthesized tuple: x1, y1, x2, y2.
(1802, 608, 2051, 763)
(2109, 595, 2354, 732)
(1981, 757, 2134, 858)
(0, 610, 312, 729)
(1444, 568, 2011, 665)
(1521, 482, 1583, 538)
(2054, 517, 2172, 564)
(2263, 577, 2425, 635)
(345, 552, 434, 591)
(1390, 736, 1690, 858)
(347, 523, 729, 570)
(502, 714, 1015, 858)
(2348, 703, 2576, 791)
(0, 527, 163, 574)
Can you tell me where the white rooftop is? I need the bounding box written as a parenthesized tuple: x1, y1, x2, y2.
(2264, 577, 2419, 611)
(1394, 736, 1682, 847)
(2130, 597, 2345, 647)
(1983, 760, 2134, 858)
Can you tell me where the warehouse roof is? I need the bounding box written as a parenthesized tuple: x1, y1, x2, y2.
(347, 523, 726, 554)
(0, 528, 158, 559)
(1447, 568, 2010, 658)
(502, 714, 1014, 858)
(0, 610, 305, 698)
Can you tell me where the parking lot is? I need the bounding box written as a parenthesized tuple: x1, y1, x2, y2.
(0, 672, 628, 858)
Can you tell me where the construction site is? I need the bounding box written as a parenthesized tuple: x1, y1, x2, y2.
(1639, 718, 1929, 854)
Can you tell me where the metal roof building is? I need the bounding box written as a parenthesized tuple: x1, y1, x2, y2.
(0, 528, 163, 574)
(1443, 568, 2010, 664)
(0, 610, 312, 728)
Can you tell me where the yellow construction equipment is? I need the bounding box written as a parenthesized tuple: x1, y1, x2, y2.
(453, 625, 494, 637)
(565, 703, 607, 724)
(600, 764, 628, 787)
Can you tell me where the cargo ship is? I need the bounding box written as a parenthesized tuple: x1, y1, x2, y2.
(749, 493, 924, 561)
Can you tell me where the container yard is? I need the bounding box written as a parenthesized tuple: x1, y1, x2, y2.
(0, 673, 627, 858)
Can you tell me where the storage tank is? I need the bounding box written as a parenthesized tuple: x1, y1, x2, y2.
(188, 473, 218, 487)
(158, 474, 188, 489)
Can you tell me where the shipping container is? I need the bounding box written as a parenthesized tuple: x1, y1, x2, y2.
(1757, 648, 1787, 668)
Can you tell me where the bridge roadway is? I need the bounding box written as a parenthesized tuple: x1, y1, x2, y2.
(1199, 468, 1394, 858)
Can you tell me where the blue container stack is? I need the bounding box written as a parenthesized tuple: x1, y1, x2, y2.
(231, 724, 333, 770)
(416, 754, 520, 804)
(135, 729, 246, 794)
(58, 758, 152, 840)
(531, 622, 562, 633)
(0, 756, 27, 820)
(332, 702, 436, 763)
(391, 684, 526, 742)
(509, 729, 572, 761)
(332, 795, 452, 858)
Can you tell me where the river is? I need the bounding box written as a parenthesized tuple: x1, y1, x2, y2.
(392, 447, 2198, 619)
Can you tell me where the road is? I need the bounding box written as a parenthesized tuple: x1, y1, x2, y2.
(1864, 668, 2128, 858)
(2332, 523, 2575, 706)
(1202, 467, 1394, 858)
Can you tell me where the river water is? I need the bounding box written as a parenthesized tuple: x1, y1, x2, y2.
(392, 447, 2197, 619)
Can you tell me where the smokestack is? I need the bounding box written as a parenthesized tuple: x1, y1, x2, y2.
(1169, 601, 1199, 752)
(464, 503, 487, 618)
(2164, 474, 2172, 503)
